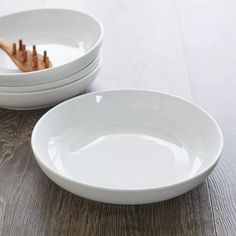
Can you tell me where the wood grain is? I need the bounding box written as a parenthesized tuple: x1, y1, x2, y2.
(0, 0, 233, 235)
(176, 0, 236, 234)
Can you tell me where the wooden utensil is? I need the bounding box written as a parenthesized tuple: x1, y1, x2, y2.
(0, 38, 52, 72)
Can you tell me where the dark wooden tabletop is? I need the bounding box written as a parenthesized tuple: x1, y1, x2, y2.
(0, 0, 235, 235)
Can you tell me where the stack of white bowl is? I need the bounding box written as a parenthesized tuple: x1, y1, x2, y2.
(0, 9, 103, 110)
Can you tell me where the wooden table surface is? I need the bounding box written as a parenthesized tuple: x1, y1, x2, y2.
(0, 0, 235, 235)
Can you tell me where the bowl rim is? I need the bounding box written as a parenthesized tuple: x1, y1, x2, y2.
(0, 58, 101, 95)
(31, 89, 224, 192)
(0, 55, 101, 92)
(0, 8, 104, 77)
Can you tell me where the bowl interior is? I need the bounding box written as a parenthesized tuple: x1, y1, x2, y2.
(0, 9, 102, 74)
(32, 90, 222, 190)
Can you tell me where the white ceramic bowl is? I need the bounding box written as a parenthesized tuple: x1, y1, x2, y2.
(0, 55, 100, 93)
(31, 90, 223, 204)
(0, 61, 100, 110)
(0, 9, 103, 86)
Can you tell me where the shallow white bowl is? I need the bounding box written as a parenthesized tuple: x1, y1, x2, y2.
(0, 55, 100, 93)
(31, 90, 223, 204)
(0, 9, 103, 86)
(0, 61, 100, 110)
